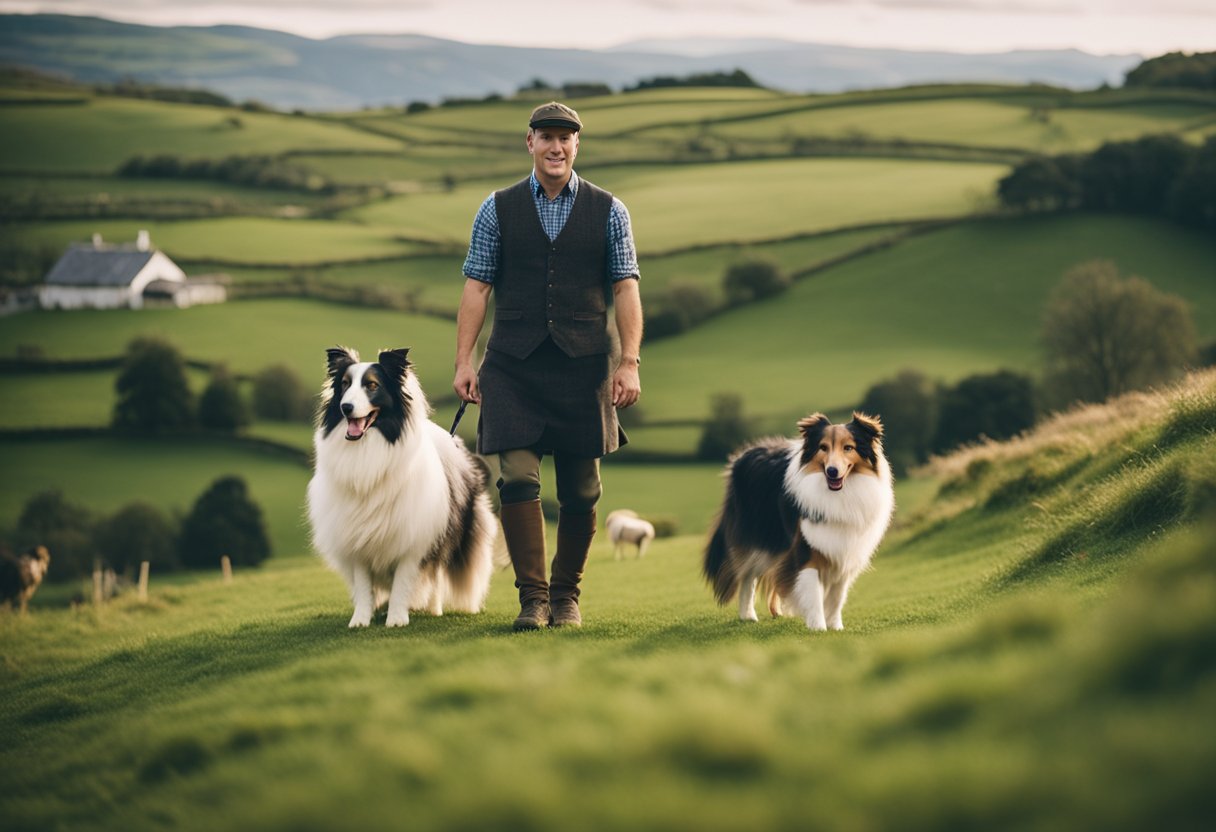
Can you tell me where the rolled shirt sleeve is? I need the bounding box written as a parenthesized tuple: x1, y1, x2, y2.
(607, 197, 640, 282)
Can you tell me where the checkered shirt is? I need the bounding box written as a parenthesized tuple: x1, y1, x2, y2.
(462, 171, 640, 284)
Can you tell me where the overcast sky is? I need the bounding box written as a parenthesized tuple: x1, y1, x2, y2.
(2, 1, 1214, 55)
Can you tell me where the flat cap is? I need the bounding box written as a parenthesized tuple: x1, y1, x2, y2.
(529, 101, 582, 132)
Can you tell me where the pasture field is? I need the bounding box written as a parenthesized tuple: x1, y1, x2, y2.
(2, 374, 1213, 830)
(0, 435, 312, 557)
(710, 98, 1215, 152)
(0, 368, 211, 429)
(639, 213, 1216, 421)
(1, 217, 432, 265)
(343, 157, 1007, 251)
(0, 299, 461, 396)
(0, 97, 402, 174)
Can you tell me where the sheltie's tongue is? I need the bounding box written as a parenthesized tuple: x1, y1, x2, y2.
(345, 415, 371, 440)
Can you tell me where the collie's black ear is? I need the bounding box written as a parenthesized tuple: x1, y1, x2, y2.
(850, 411, 884, 440)
(377, 348, 411, 383)
(326, 346, 358, 378)
(797, 413, 831, 440)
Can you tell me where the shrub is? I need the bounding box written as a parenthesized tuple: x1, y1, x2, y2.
(198, 366, 250, 432)
(94, 502, 179, 576)
(178, 477, 271, 570)
(697, 393, 753, 461)
(251, 364, 314, 422)
(858, 369, 940, 475)
(933, 370, 1037, 454)
(722, 257, 790, 305)
(113, 337, 194, 433)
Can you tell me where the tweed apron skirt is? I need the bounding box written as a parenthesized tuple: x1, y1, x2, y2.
(477, 336, 626, 458)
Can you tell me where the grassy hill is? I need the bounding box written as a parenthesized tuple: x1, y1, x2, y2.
(2, 371, 1212, 830)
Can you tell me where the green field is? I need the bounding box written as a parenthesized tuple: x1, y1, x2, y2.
(711, 97, 1214, 152)
(640, 214, 1216, 421)
(0, 299, 462, 396)
(0, 435, 312, 557)
(2, 373, 1212, 830)
(0, 97, 402, 174)
(344, 157, 1007, 251)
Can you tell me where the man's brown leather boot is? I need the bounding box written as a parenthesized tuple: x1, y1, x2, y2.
(549, 509, 596, 627)
(500, 499, 550, 630)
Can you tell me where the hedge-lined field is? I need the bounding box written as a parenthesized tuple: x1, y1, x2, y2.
(0, 96, 402, 174)
(639, 213, 1216, 421)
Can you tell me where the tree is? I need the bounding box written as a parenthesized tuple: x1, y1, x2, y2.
(1167, 135, 1216, 232)
(15, 490, 94, 581)
(94, 502, 179, 576)
(697, 393, 753, 461)
(251, 364, 314, 422)
(932, 370, 1037, 454)
(722, 257, 790, 305)
(997, 154, 1082, 212)
(198, 366, 250, 431)
(178, 476, 271, 570)
(1042, 261, 1197, 405)
(1079, 135, 1194, 216)
(1125, 51, 1216, 91)
(858, 370, 940, 475)
(113, 336, 193, 433)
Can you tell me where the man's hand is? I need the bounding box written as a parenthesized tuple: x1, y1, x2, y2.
(613, 361, 640, 408)
(453, 362, 481, 404)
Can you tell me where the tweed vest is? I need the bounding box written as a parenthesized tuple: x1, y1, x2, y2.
(487, 176, 614, 360)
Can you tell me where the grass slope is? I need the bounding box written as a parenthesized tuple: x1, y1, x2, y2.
(1, 372, 1213, 830)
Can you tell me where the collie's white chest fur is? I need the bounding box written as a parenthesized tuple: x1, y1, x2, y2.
(784, 448, 895, 582)
(308, 419, 453, 578)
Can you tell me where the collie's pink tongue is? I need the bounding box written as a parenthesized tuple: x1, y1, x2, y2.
(346, 417, 368, 439)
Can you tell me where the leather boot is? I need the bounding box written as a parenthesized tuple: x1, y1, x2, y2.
(550, 509, 596, 627)
(500, 499, 549, 630)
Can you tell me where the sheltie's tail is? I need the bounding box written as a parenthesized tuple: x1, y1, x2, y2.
(703, 518, 738, 605)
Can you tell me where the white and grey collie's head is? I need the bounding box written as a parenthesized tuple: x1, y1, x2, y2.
(318, 346, 427, 445)
(796, 411, 888, 492)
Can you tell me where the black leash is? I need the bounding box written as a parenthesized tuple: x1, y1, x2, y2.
(449, 400, 470, 436)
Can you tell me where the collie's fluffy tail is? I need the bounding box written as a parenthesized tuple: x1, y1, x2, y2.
(441, 492, 496, 613)
(703, 519, 737, 605)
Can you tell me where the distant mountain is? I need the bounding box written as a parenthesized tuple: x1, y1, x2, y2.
(0, 13, 1141, 111)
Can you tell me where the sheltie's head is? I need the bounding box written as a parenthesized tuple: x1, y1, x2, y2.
(319, 346, 415, 444)
(797, 411, 884, 492)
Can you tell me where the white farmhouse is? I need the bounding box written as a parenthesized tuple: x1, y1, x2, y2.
(39, 231, 227, 310)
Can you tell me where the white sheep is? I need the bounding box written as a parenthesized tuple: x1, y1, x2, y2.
(605, 510, 656, 561)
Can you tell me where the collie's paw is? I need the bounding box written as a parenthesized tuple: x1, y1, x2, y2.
(385, 609, 410, 627)
(739, 610, 760, 623)
(829, 620, 844, 631)
(348, 611, 372, 628)
(805, 617, 828, 632)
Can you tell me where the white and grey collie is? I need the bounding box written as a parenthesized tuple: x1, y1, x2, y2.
(307, 346, 496, 628)
(703, 412, 894, 631)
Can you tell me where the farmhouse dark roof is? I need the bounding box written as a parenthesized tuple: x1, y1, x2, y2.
(44, 245, 156, 287)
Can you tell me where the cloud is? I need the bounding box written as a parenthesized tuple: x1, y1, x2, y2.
(789, 0, 1213, 15)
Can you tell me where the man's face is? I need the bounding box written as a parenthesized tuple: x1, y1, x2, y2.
(527, 127, 579, 184)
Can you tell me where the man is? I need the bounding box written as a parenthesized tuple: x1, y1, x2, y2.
(453, 101, 643, 631)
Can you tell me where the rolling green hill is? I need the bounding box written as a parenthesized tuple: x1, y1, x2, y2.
(1, 371, 1212, 830)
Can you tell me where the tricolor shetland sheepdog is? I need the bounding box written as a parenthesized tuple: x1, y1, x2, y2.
(704, 412, 894, 631)
(307, 347, 496, 628)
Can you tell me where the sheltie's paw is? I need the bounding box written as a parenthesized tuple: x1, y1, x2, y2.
(348, 611, 372, 628)
(385, 609, 410, 627)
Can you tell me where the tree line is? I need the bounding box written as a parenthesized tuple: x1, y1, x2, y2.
(1124, 51, 1216, 91)
(113, 336, 315, 434)
(117, 153, 331, 192)
(694, 260, 1205, 473)
(997, 134, 1216, 231)
(2, 477, 271, 584)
